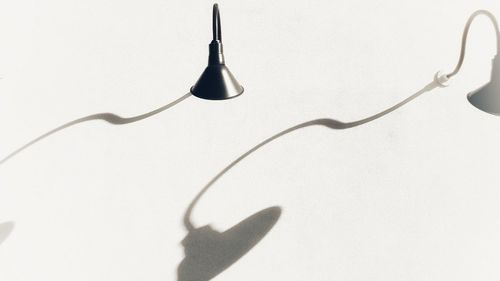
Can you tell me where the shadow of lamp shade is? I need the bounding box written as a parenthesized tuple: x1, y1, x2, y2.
(178, 207, 281, 281)
(191, 3, 244, 100)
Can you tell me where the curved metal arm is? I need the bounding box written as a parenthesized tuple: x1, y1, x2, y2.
(446, 10, 500, 79)
(212, 3, 222, 41)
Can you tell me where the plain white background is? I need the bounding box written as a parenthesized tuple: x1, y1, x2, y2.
(1, 0, 500, 280)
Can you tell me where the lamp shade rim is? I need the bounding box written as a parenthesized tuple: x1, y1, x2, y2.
(190, 86, 244, 101)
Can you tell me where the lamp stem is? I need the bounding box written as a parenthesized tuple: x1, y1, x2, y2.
(446, 10, 500, 79)
(212, 3, 222, 42)
(208, 3, 225, 65)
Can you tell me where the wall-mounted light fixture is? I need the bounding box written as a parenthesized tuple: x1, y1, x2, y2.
(191, 4, 244, 100)
(3, 5, 500, 281)
(436, 10, 500, 115)
(0, 5, 245, 166)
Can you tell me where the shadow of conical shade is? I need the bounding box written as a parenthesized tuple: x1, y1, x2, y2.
(177, 206, 281, 281)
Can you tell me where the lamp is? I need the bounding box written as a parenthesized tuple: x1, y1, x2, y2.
(191, 4, 244, 100)
(442, 10, 500, 115)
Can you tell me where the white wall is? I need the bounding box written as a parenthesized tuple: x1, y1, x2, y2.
(1, 0, 500, 280)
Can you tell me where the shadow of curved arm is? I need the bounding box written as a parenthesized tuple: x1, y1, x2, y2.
(0, 93, 191, 166)
(0, 222, 14, 246)
(183, 80, 439, 231)
(176, 80, 439, 280)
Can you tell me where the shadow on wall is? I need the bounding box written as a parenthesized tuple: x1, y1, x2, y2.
(177, 207, 281, 281)
(177, 80, 440, 280)
(0, 93, 192, 166)
(0, 78, 439, 279)
(0, 222, 14, 246)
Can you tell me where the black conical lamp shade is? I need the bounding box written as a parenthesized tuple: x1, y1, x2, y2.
(191, 4, 244, 100)
(468, 55, 500, 115)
